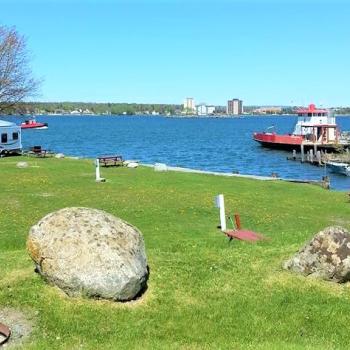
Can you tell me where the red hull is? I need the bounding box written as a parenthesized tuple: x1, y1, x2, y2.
(253, 132, 341, 151)
(21, 122, 48, 129)
(253, 132, 303, 148)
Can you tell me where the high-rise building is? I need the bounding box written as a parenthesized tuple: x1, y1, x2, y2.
(227, 99, 243, 115)
(183, 97, 195, 113)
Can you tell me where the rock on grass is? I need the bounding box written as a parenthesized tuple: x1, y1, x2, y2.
(27, 207, 149, 301)
(283, 226, 350, 283)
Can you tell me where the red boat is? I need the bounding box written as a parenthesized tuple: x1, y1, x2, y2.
(253, 104, 342, 151)
(21, 118, 48, 130)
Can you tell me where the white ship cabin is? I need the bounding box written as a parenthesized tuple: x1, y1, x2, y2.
(0, 120, 22, 155)
(292, 104, 338, 144)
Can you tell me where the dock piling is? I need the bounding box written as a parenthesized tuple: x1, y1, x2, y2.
(301, 144, 305, 162)
(322, 176, 330, 189)
(316, 150, 322, 165)
(309, 149, 314, 163)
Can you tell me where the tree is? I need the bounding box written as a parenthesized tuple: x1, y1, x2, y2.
(0, 26, 40, 113)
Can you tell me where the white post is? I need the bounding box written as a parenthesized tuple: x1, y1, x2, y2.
(215, 194, 226, 231)
(95, 159, 101, 181)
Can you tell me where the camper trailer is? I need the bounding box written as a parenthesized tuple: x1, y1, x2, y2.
(0, 120, 22, 155)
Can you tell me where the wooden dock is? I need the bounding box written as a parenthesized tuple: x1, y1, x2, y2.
(287, 146, 350, 167)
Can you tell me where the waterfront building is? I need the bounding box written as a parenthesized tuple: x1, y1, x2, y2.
(252, 106, 282, 115)
(196, 104, 215, 116)
(207, 105, 215, 115)
(227, 99, 243, 115)
(183, 97, 196, 113)
(71, 109, 82, 114)
(196, 104, 206, 116)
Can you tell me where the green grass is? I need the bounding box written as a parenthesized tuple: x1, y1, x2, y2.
(1, 157, 350, 349)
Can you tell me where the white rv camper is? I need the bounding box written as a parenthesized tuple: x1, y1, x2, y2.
(0, 120, 22, 155)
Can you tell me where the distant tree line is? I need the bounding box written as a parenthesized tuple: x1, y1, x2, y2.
(243, 106, 350, 115)
(2, 102, 183, 115)
(334, 108, 350, 115)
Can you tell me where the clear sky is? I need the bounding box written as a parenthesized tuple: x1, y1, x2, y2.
(1, 0, 349, 106)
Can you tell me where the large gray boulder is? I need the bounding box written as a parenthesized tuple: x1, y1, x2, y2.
(27, 207, 148, 301)
(283, 226, 350, 283)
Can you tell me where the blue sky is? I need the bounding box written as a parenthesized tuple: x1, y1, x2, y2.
(1, 0, 349, 106)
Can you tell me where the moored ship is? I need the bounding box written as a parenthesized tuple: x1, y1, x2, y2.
(253, 104, 349, 151)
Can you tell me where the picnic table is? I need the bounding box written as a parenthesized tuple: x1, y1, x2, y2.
(97, 155, 123, 167)
(28, 145, 49, 157)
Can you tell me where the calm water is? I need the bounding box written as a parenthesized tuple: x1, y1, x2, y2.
(3, 115, 350, 190)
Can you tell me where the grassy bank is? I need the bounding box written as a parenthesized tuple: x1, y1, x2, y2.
(1, 157, 350, 349)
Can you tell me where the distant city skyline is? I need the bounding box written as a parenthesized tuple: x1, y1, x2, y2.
(1, 0, 349, 106)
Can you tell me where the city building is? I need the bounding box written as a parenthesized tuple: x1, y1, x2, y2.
(252, 106, 282, 115)
(183, 97, 196, 113)
(227, 99, 243, 115)
(206, 105, 215, 115)
(196, 104, 216, 116)
(196, 104, 206, 115)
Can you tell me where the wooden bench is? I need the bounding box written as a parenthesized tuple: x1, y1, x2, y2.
(29, 145, 48, 157)
(98, 155, 123, 167)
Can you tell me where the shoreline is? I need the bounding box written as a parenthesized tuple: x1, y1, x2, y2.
(141, 163, 331, 189)
(16, 155, 335, 190)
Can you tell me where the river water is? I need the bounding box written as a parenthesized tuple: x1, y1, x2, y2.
(3, 115, 350, 190)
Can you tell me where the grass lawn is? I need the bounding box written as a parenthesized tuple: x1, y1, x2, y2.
(1, 157, 350, 349)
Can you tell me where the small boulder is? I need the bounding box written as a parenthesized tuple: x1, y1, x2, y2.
(283, 226, 350, 283)
(16, 161, 28, 168)
(27, 207, 148, 301)
(154, 163, 167, 172)
(123, 160, 138, 166)
(127, 162, 138, 168)
(55, 153, 65, 158)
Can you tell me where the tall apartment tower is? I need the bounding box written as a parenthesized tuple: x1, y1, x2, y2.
(183, 97, 195, 113)
(227, 99, 243, 115)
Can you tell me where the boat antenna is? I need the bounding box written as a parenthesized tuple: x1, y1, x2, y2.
(266, 125, 275, 132)
(327, 108, 335, 124)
